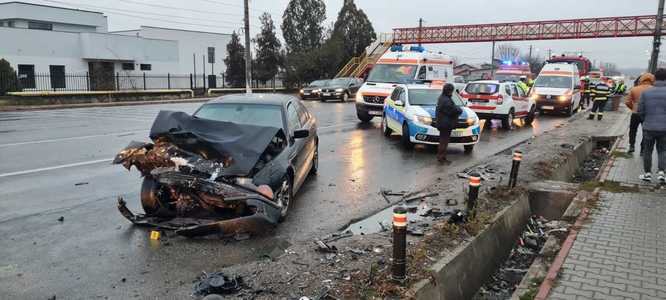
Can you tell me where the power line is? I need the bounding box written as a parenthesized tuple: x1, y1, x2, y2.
(194, 0, 265, 12)
(117, 0, 246, 18)
(37, 0, 259, 30)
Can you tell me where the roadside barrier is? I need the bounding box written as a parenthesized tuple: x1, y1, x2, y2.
(392, 206, 407, 282)
(467, 172, 481, 215)
(508, 150, 523, 188)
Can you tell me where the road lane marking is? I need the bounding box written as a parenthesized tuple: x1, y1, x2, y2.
(0, 130, 149, 148)
(0, 158, 112, 178)
(319, 122, 360, 130)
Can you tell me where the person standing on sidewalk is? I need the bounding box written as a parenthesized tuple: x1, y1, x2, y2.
(581, 77, 592, 109)
(435, 83, 463, 165)
(637, 68, 666, 183)
(588, 80, 611, 120)
(625, 73, 654, 154)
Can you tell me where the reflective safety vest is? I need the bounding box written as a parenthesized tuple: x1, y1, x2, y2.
(591, 82, 611, 101)
(517, 81, 529, 94)
(614, 82, 626, 94)
(527, 79, 535, 87)
(583, 81, 592, 94)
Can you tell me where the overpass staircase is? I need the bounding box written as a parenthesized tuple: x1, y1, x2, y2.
(335, 34, 393, 78)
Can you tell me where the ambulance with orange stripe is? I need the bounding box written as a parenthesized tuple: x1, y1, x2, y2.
(530, 63, 582, 116)
(355, 46, 454, 122)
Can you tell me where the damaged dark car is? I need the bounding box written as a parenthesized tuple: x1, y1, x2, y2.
(114, 94, 319, 237)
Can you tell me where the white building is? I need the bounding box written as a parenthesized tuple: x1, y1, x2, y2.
(0, 2, 231, 90)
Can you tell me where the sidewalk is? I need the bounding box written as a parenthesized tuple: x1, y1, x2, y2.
(549, 131, 666, 300)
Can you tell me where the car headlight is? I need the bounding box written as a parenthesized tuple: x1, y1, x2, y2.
(558, 95, 570, 102)
(413, 115, 432, 125)
(335, 88, 344, 92)
(466, 118, 476, 126)
(530, 94, 539, 101)
(356, 92, 364, 102)
(300, 89, 304, 94)
(314, 89, 320, 93)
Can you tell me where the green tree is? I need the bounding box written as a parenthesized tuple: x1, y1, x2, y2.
(224, 31, 246, 87)
(0, 58, 17, 95)
(254, 13, 282, 83)
(282, 0, 326, 53)
(331, 0, 376, 62)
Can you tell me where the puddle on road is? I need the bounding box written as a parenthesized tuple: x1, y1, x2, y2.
(342, 202, 435, 235)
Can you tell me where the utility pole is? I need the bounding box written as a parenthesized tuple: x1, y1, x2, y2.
(547, 49, 552, 60)
(528, 45, 533, 61)
(649, 0, 665, 73)
(193, 53, 196, 89)
(418, 18, 423, 47)
(243, 0, 252, 94)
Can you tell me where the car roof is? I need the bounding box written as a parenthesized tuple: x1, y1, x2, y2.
(206, 93, 295, 106)
(469, 80, 504, 84)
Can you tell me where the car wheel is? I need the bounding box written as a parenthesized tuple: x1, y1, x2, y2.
(357, 110, 373, 123)
(276, 175, 294, 221)
(502, 109, 515, 130)
(401, 123, 414, 149)
(309, 141, 319, 175)
(320, 98, 326, 102)
(565, 104, 574, 116)
(524, 106, 536, 126)
(382, 115, 392, 137)
(464, 144, 475, 154)
(342, 92, 349, 102)
(140, 177, 174, 217)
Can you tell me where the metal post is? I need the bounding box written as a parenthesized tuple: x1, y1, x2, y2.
(116, 72, 119, 91)
(85, 72, 90, 91)
(190, 73, 193, 90)
(650, 0, 665, 73)
(418, 18, 423, 47)
(490, 40, 496, 78)
(203, 55, 206, 91)
(508, 150, 523, 188)
(392, 206, 407, 283)
(222, 72, 225, 88)
(243, 0, 253, 94)
(467, 172, 481, 215)
(167, 73, 171, 89)
(143, 72, 146, 90)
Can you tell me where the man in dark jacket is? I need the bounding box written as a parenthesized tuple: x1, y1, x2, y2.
(637, 68, 666, 183)
(435, 83, 463, 164)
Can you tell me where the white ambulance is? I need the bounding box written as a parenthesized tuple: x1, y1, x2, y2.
(355, 46, 455, 122)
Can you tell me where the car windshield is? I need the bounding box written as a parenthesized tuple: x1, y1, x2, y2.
(329, 78, 351, 85)
(534, 76, 573, 89)
(367, 64, 418, 84)
(465, 83, 499, 95)
(194, 103, 284, 129)
(408, 89, 464, 106)
(494, 74, 521, 82)
(308, 80, 329, 87)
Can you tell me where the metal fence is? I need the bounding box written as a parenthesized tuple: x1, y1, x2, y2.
(0, 71, 285, 94)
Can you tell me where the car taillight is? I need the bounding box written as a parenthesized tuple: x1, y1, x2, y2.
(496, 95, 504, 105)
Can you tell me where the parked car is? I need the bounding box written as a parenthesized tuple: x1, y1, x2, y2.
(382, 84, 482, 152)
(461, 80, 536, 130)
(113, 94, 318, 237)
(531, 63, 582, 116)
(300, 79, 330, 100)
(320, 77, 363, 102)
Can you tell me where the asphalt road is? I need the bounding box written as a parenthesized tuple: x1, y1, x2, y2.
(0, 99, 567, 299)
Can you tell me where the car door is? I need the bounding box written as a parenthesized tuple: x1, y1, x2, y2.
(286, 101, 308, 191)
(349, 79, 362, 96)
(296, 101, 316, 184)
(385, 87, 403, 131)
(512, 84, 528, 113)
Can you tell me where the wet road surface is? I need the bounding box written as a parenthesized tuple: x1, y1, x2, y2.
(0, 100, 568, 298)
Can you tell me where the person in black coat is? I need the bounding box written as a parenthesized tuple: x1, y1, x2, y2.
(435, 83, 463, 164)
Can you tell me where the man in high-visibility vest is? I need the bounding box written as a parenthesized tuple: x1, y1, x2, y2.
(517, 76, 529, 94)
(581, 77, 592, 109)
(613, 79, 626, 95)
(588, 81, 611, 121)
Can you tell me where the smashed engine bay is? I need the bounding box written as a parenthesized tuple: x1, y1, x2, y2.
(114, 111, 289, 237)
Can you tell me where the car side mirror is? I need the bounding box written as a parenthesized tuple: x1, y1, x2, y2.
(395, 100, 404, 106)
(293, 129, 309, 139)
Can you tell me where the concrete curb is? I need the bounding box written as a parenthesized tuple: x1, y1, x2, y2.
(406, 193, 531, 300)
(0, 97, 212, 112)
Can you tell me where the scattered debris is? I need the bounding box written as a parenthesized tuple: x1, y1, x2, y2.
(57, 216, 64, 222)
(445, 199, 458, 206)
(315, 240, 338, 253)
(403, 192, 439, 203)
(193, 272, 243, 296)
(74, 182, 89, 186)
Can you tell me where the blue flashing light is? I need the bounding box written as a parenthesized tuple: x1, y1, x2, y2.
(390, 44, 404, 52)
(521, 62, 528, 65)
(502, 60, 513, 65)
(409, 46, 425, 52)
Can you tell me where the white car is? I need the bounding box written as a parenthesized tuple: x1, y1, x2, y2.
(460, 80, 536, 130)
(382, 84, 482, 152)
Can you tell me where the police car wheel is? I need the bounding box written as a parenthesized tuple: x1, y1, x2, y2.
(342, 93, 349, 102)
(464, 144, 475, 153)
(357, 111, 372, 123)
(401, 123, 414, 149)
(382, 116, 392, 137)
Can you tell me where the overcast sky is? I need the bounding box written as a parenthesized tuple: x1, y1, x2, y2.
(19, 0, 663, 70)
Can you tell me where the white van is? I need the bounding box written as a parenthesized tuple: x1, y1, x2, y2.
(531, 63, 582, 116)
(354, 46, 454, 122)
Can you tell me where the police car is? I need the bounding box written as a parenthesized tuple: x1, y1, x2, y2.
(382, 84, 482, 152)
(461, 80, 536, 130)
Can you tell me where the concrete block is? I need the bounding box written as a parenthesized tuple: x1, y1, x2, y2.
(528, 180, 579, 220)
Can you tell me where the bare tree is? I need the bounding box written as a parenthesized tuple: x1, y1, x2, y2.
(496, 44, 521, 62)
